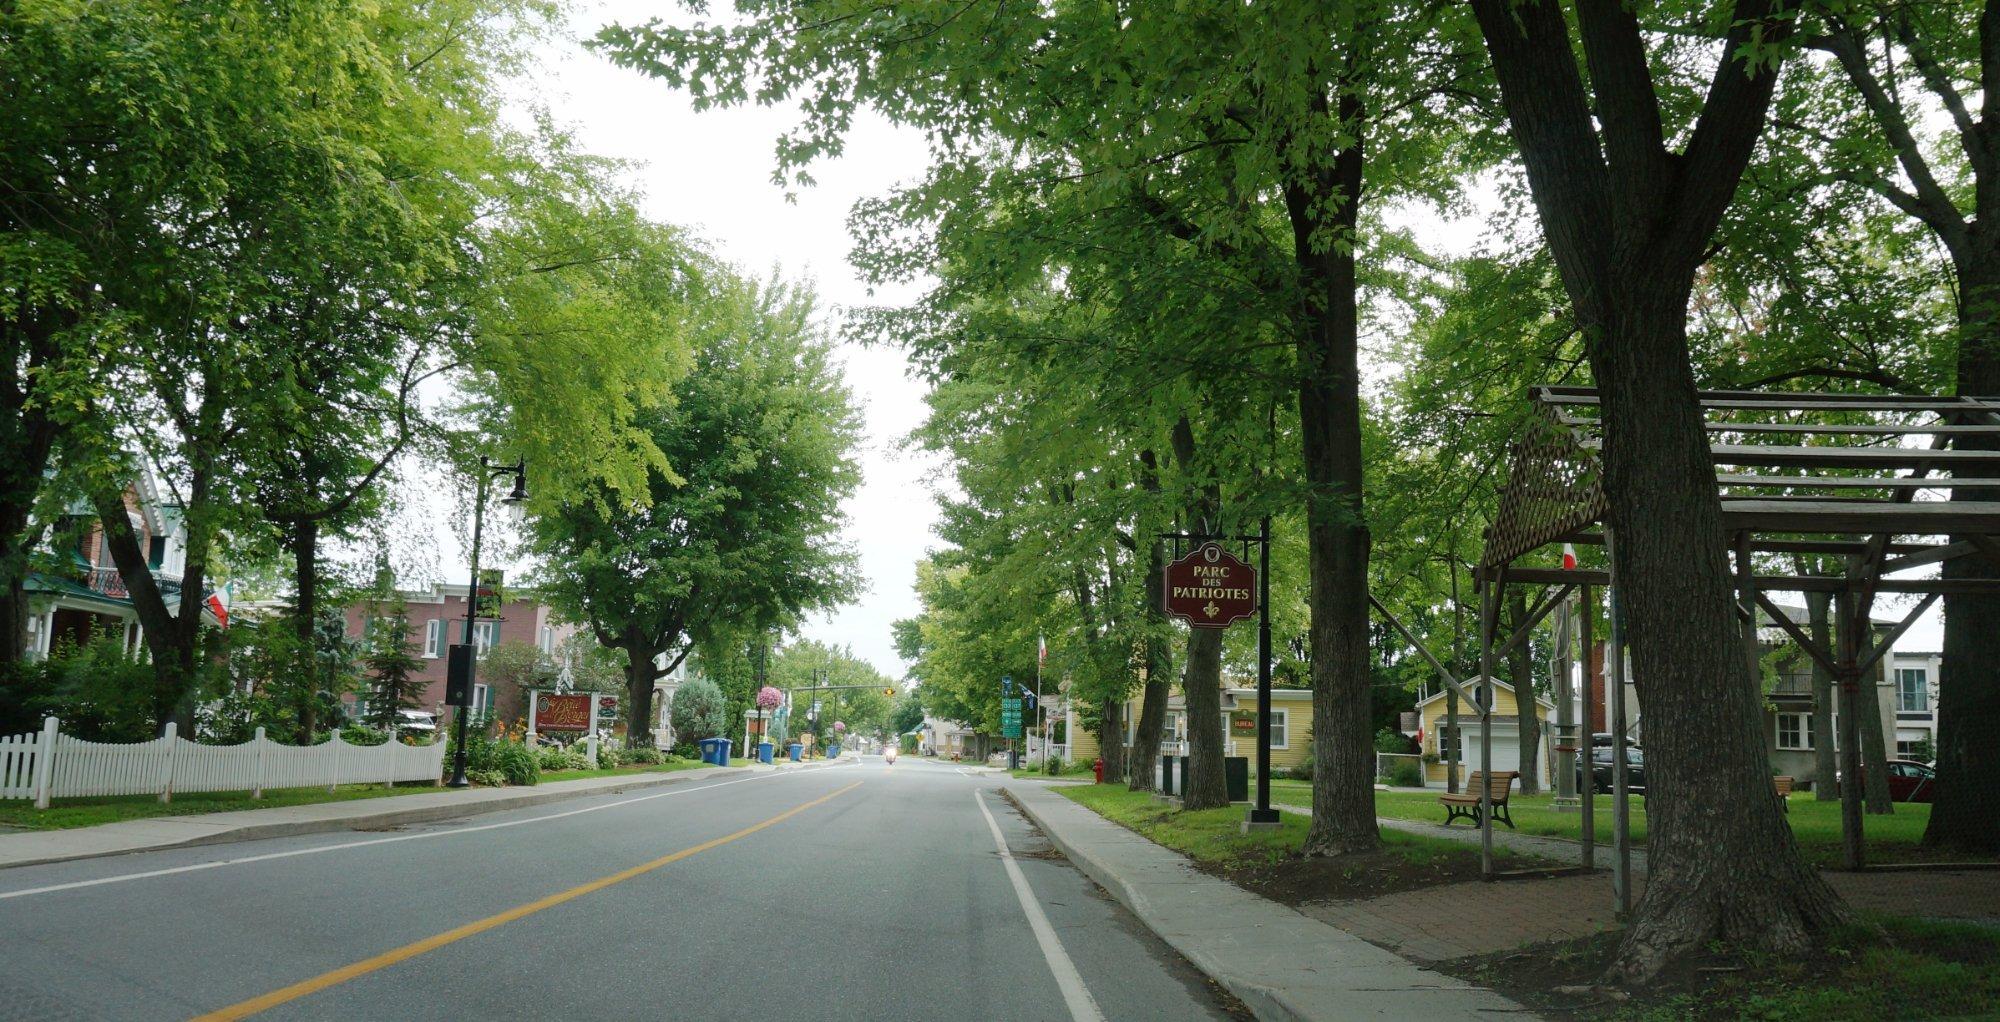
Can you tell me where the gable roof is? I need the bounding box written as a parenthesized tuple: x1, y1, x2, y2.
(1414, 675, 1556, 712)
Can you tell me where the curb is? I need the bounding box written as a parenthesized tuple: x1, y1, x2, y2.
(1006, 785, 1307, 1022)
(1006, 786, 1533, 1022)
(2, 765, 777, 870)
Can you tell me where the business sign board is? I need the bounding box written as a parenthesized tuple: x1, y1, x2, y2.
(1229, 710, 1260, 736)
(1163, 541, 1257, 629)
(531, 692, 592, 731)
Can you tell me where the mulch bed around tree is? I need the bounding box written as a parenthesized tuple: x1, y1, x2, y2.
(1432, 916, 2000, 1021)
(1209, 841, 1559, 906)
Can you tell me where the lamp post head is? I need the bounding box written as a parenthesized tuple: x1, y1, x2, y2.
(503, 467, 528, 503)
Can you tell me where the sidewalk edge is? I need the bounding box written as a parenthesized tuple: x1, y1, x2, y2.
(2, 765, 781, 870)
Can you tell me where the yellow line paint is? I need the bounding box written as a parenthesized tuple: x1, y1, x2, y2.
(191, 780, 863, 1021)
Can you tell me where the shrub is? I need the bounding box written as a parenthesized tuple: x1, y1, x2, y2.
(467, 768, 508, 787)
(1041, 755, 1067, 776)
(671, 740, 699, 760)
(899, 733, 919, 755)
(1389, 761, 1425, 787)
(495, 741, 541, 786)
(597, 744, 620, 770)
(626, 746, 664, 765)
(669, 677, 726, 741)
(1291, 742, 1316, 782)
(1374, 727, 1412, 754)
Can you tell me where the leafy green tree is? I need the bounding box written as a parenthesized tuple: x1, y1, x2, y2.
(530, 276, 862, 745)
(1464, 0, 1847, 980)
(363, 609, 427, 735)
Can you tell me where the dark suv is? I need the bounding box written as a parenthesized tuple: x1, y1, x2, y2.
(1575, 745, 1646, 793)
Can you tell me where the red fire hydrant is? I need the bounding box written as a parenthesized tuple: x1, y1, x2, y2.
(1093, 758, 1105, 783)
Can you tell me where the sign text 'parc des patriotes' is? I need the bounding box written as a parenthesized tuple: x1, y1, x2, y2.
(1162, 541, 1257, 629)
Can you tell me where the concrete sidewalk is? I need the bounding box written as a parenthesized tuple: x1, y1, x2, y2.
(0, 763, 778, 870)
(1005, 785, 1537, 1022)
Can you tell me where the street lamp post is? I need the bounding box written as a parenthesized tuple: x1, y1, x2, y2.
(446, 456, 527, 789)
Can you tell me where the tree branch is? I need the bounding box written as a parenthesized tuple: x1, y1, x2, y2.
(1820, 20, 1971, 257)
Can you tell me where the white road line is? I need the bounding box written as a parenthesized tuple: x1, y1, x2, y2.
(974, 791, 1107, 1022)
(0, 772, 785, 902)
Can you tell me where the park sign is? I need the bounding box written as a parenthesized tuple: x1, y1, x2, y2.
(1163, 541, 1257, 629)
(1001, 697, 1024, 738)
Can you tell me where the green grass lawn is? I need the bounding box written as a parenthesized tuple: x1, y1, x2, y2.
(1264, 781, 1962, 867)
(0, 782, 438, 831)
(1056, 783, 1519, 869)
(1010, 763, 1095, 780)
(538, 760, 706, 783)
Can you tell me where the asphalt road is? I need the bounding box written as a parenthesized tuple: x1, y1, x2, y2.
(0, 757, 1244, 1022)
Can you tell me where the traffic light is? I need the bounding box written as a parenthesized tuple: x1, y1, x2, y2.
(883, 686, 895, 697)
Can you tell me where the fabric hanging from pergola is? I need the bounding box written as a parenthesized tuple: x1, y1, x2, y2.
(1468, 386, 2000, 904)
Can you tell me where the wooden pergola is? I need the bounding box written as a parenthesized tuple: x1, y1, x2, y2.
(1463, 386, 2000, 904)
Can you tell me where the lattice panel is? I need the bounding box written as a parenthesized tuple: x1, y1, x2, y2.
(1482, 397, 1605, 569)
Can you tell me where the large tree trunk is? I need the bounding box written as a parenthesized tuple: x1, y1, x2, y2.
(292, 518, 321, 744)
(1468, 0, 1845, 983)
(1179, 624, 1228, 810)
(94, 481, 209, 732)
(1593, 275, 1847, 983)
(1806, 591, 1838, 799)
(1286, 98, 1377, 857)
(1, 309, 67, 667)
(1096, 696, 1126, 781)
(1508, 591, 1543, 794)
(1930, 260, 2000, 853)
(622, 642, 660, 747)
(1127, 451, 1171, 792)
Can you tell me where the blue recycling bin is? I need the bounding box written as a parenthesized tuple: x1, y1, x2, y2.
(826, 741, 841, 759)
(758, 741, 774, 764)
(698, 737, 730, 766)
(788, 743, 803, 762)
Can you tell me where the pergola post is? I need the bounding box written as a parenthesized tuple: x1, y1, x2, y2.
(1836, 586, 1865, 870)
(1604, 527, 1632, 919)
(1476, 570, 1499, 878)
(1578, 582, 1595, 870)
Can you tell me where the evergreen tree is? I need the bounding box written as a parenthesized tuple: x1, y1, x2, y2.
(363, 609, 425, 736)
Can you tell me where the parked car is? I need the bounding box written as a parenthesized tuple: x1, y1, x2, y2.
(1840, 759, 1936, 803)
(1576, 745, 1646, 793)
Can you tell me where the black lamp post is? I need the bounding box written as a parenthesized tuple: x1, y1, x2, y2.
(446, 456, 527, 789)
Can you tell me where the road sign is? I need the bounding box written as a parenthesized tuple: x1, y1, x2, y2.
(1001, 697, 1023, 738)
(1163, 541, 1257, 629)
(1002, 674, 1013, 696)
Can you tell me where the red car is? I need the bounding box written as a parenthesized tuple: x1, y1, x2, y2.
(1841, 759, 1937, 803)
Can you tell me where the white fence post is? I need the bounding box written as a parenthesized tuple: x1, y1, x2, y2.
(32, 716, 58, 810)
(252, 727, 267, 799)
(158, 722, 179, 804)
(328, 733, 341, 794)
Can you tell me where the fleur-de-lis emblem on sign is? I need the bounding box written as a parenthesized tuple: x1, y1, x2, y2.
(1204, 601, 1221, 618)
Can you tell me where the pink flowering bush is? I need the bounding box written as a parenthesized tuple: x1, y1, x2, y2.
(756, 686, 783, 710)
(833, 720, 847, 733)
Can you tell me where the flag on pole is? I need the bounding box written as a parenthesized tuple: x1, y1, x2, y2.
(204, 583, 231, 630)
(1038, 634, 1047, 666)
(1560, 543, 1577, 570)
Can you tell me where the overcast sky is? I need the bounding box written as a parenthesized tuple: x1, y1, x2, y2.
(515, 2, 942, 677)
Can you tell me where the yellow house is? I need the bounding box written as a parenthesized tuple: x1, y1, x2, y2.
(1413, 677, 1554, 788)
(1065, 682, 1316, 774)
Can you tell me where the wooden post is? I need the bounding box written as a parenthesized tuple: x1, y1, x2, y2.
(1605, 528, 1632, 919)
(1836, 587, 1865, 870)
(328, 731, 340, 795)
(1578, 586, 1595, 869)
(252, 726, 267, 799)
(159, 721, 178, 804)
(1477, 573, 1498, 878)
(32, 716, 58, 810)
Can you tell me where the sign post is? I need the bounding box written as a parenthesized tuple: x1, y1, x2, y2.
(1163, 526, 1278, 831)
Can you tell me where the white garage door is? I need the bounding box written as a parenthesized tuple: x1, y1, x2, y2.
(1461, 728, 1522, 776)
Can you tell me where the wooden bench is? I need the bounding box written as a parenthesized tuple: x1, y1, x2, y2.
(1773, 775, 1794, 814)
(1439, 770, 1519, 829)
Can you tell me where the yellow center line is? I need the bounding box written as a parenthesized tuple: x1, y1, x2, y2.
(191, 780, 864, 1022)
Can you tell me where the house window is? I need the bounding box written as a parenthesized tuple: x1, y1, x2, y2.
(1894, 668, 1929, 713)
(1776, 712, 1814, 751)
(538, 625, 554, 654)
(351, 698, 370, 721)
(1896, 729, 1931, 759)
(1267, 709, 1290, 750)
(1437, 725, 1462, 761)
(472, 683, 492, 716)
(471, 620, 500, 657)
(423, 619, 443, 659)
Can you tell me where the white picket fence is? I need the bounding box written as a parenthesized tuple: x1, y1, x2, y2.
(0, 718, 444, 808)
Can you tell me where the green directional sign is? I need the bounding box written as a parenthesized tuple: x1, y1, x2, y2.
(1001, 697, 1023, 738)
